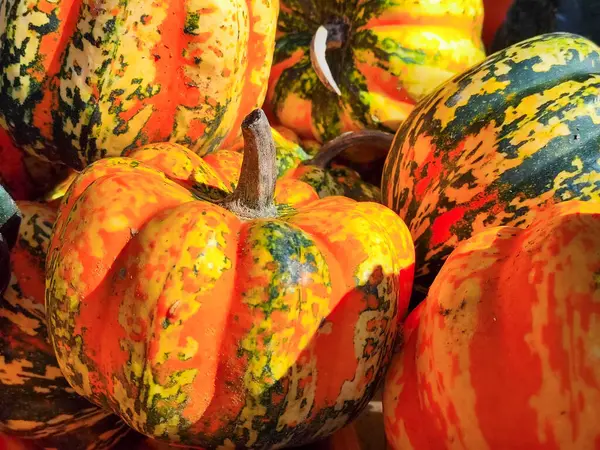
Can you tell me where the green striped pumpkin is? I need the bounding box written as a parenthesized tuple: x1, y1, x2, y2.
(266, 0, 485, 151)
(382, 32, 600, 307)
(0, 0, 278, 170)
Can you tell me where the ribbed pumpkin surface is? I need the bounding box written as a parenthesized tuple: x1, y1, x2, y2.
(382, 32, 600, 305)
(266, 0, 485, 142)
(0, 0, 277, 169)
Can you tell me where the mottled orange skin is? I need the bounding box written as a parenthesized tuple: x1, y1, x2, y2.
(0, 0, 278, 169)
(267, 0, 485, 143)
(0, 202, 132, 449)
(383, 201, 600, 450)
(46, 143, 415, 448)
(272, 125, 302, 145)
(133, 421, 363, 450)
(41, 133, 382, 211)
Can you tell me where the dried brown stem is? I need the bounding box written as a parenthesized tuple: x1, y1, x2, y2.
(219, 109, 278, 219)
(306, 130, 395, 169)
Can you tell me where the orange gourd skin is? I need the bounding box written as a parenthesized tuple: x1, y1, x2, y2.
(133, 422, 364, 450)
(45, 142, 415, 448)
(266, 0, 485, 143)
(0, 202, 131, 450)
(0, 0, 277, 170)
(382, 33, 600, 307)
(383, 201, 600, 449)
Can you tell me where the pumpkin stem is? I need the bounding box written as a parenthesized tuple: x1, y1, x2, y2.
(306, 130, 395, 169)
(220, 109, 278, 219)
(310, 22, 348, 96)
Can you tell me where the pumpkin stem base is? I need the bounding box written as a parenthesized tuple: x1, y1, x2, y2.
(220, 109, 278, 220)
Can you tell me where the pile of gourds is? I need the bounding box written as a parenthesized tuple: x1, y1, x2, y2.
(0, 0, 599, 449)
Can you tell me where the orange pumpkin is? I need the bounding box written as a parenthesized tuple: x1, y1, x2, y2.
(46, 110, 415, 448)
(383, 200, 600, 449)
(266, 0, 485, 147)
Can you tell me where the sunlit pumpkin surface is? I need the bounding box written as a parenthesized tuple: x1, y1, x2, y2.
(266, 0, 485, 142)
(45, 134, 415, 448)
(0, 202, 132, 449)
(0, 0, 277, 169)
(383, 200, 600, 449)
(382, 32, 600, 305)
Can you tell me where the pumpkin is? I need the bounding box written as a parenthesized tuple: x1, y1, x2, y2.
(133, 422, 364, 450)
(383, 200, 600, 449)
(272, 125, 303, 145)
(382, 32, 600, 307)
(46, 109, 415, 448)
(0, 201, 133, 449)
(42, 125, 389, 209)
(265, 0, 486, 149)
(0, 0, 278, 170)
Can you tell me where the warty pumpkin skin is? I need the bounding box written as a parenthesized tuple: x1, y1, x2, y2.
(45, 109, 415, 449)
(383, 200, 600, 449)
(0, 0, 278, 170)
(382, 32, 600, 307)
(0, 201, 133, 449)
(265, 0, 485, 145)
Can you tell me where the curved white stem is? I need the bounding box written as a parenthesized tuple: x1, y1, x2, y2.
(310, 25, 342, 96)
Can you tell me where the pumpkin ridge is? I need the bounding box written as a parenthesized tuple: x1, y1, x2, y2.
(382, 32, 600, 306)
(268, 0, 485, 143)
